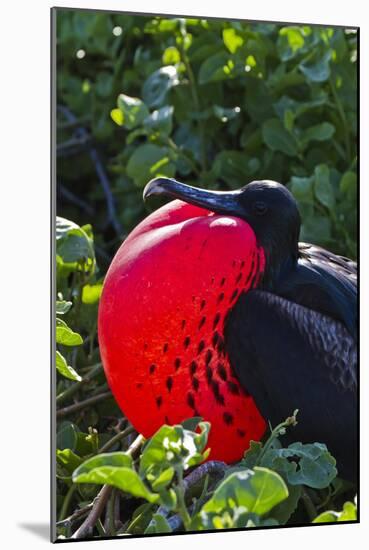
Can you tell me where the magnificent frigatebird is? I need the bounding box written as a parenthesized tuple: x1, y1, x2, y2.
(98, 177, 357, 483)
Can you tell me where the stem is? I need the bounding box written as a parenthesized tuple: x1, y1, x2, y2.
(56, 390, 112, 418)
(329, 75, 351, 162)
(178, 25, 207, 173)
(56, 363, 102, 405)
(59, 484, 77, 521)
(301, 487, 318, 521)
(106, 489, 117, 536)
(257, 410, 299, 465)
(176, 469, 191, 531)
(98, 425, 135, 454)
(165, 137, 201, 176)
(71, 435, 144, 539)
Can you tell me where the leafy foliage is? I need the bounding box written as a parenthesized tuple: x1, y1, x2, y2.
(55, 9, 357, 540)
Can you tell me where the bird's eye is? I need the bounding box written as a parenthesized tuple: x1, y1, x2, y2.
(253, 201, 268, 215)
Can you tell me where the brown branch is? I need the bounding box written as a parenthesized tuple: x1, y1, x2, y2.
(56, 391, 112, 418)
(70, 435, 144, 540)
(98, 425, 135, 454)
(71, 485, 113, 540)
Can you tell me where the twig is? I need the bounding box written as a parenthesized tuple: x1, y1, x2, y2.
(71, 434, 144, 539)
(56, 390, 112, 418)
(57, 105, 123, 236)
(71, 485, 113, 539)
(56, 363, 102, 405)
(58, 183, 95, 216)
(56, 503, 93, 527)
(98, 425, 135, 454)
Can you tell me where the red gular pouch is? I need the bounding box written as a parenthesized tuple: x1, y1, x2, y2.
(98, 199, 266, 463)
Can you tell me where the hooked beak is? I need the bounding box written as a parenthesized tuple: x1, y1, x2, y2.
(143, 177, 243, 217)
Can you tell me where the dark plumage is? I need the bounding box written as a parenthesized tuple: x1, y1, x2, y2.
(144, 177, 357, 482)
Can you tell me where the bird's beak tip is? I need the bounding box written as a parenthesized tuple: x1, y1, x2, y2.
(143, 177, 172, 202)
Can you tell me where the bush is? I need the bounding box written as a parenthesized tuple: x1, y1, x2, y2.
(55, 10, 357, 540)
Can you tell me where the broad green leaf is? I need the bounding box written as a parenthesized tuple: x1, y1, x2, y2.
(57, 448, 83, 475)
(56, 350, 82, 382)
(203, 467, 288, 516)
(340, 171, 357, 197)
(262, 118, 298, 156)
(148, 466, 174, 491)
(144, 514, 172, 534)
(73, 452, 159, 503)
(126, 144, 176, 187)
(110, 108, 124, 126)
(82, 283, 103, 304)
(139, 421, 210, 478)
(313, 501, 357, 523)
(262, 442, 337, 489)
(56, 319, 83, 346)
(314, 164, 335, 211)
(299, 49, 332, 82)
(116, 94, 150, 130)
(213, 105, 241, 123)
(223, 28, 244, 54)
(56, 217, 95, 272)
(213, 150, 259, 188)
(198, 53, 233, 84)
(126, 503, 155, 535)
(301, 215, 331, 243)
(301, 122, 335, 148)
(162, 46, 180, 65)
(142, 66, 179, 108)
(56, 300, 72, 315)
(289, 176, 314, 203)
(143, 105, 174, 135)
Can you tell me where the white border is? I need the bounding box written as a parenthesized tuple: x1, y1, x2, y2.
(1, 1, 367, 548)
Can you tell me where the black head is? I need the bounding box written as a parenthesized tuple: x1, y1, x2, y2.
(143, 178, 301, 286)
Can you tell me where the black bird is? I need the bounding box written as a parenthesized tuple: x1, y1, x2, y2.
(144, 177, 357, 483)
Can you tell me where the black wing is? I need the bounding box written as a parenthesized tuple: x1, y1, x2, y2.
(274, 242, 357, 339)
(225, 290, 357, 482)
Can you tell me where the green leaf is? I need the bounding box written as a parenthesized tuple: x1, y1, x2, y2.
(116, 94, 150, 130)
(262, 442, 337, 489)
(213, 150, 259, 188)
(81, 283, 103, 304)
(56, 300, 72, 315)
(242, 441, 263, 469)
(301, 122, 335, 148)
(203, 467, 288, 516)
(142, 66, 179, 108)
(139, 421, 210, 478)
(262, 118, 298, 156)
(143, 105, 174, 135)
(56, 350, 82, 382)
(56, 319, 83, 346)
(144, 514, 172, 534)
(73, 452, 159, 503)
(299, 49, 332, 82)
(56, 217, 95, 273)
(126, 144, 176, 187)
(162, 46, 180, 65)
(110, 108, 124, 126)
(198, 53, 233, 84)
(223, 28, 244, 54)
(149, 466, 174, 491)
(313, 501, 357, 523)
(340, 171, 357, 196)
(314, 164, 336, 211)
(289, 176, 314, 203)
(57, 448, 83, 475)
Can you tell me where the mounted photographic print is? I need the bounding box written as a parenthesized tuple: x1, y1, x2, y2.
(51, 7, 358, 542)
